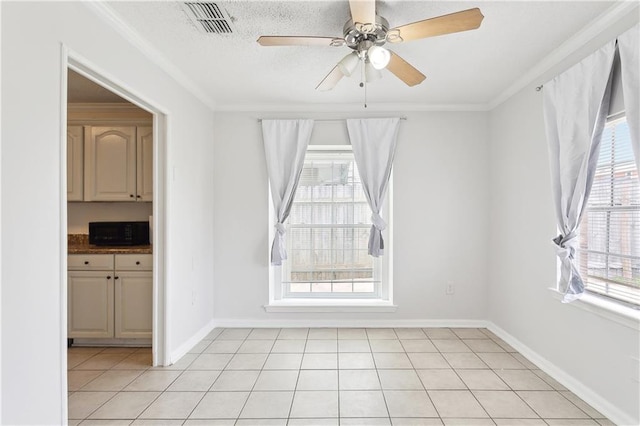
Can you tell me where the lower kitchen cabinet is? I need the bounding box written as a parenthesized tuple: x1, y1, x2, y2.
(68, 254, 152, 339)
(115, 271, 152, 338)
(68, 271, 114, 338)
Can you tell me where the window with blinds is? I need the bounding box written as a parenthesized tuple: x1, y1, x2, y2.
(578, 116, 640, 306)
(282, 149, 382, 298)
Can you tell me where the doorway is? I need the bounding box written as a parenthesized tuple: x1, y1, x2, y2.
(62, 52, 169, 412)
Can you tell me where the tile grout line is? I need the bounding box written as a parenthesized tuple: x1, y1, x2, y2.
(234, 329, 278, 422)
(185, 327, 249, 423)
(367, 328, 393, 424)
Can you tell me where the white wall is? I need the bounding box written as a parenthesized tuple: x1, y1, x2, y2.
(213, 111, 489, 324)
(1, 2, 215, 424)
(487, 13, 640, 425)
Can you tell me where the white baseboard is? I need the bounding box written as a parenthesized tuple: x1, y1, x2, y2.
(487, 321, 636, 426)
(170, 319, 216, 364)
(212, 318, 489, 329)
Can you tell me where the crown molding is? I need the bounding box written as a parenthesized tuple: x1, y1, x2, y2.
(488, 1, 639, 110)
(214, 102, 491, 113)
(85, 1, 217, 112)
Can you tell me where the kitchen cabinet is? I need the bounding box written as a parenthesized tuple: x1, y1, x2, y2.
(68, 254, 152, 339)
(82, 126, 153, 202)
(68, 254, 115, 338)
(136, 126, 153, 202)
(67, 126, 84, 201)
(84, 126, 137, 201)
(114, 254, 152, 338)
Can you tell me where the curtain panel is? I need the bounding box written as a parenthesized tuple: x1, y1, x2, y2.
(346, 117, 401, 257)
(543, 41, 616, 302)
(618, 24, 640, 171)
(262, 119, 314, 265)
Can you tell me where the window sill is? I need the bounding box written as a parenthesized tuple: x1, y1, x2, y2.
(548, 288, 640, 331)
(264, 299, 398, 313)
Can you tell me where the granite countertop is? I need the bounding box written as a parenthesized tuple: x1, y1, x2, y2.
(68, 234, 152, 255)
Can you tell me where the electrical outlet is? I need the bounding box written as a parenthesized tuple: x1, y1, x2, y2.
(446, 283, 455, 295)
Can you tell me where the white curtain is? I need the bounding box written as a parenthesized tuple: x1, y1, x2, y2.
(262, 119, 314, 265)
(346, 117, 400, 257)
(543, 41, 616, 302)
(618, 24, 640, 171)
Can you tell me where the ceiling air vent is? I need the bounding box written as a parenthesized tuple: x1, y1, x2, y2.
(182, 2, 234, 34)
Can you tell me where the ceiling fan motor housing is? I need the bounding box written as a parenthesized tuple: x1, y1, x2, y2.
(343, 15, 389, 50)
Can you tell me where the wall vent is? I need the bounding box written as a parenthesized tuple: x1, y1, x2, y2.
(182, 2, 235, 34)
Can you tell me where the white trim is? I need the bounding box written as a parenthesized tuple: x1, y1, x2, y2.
(268, 146, 393, 306)
(264, 300, 398, 313)
(65, 50, 171, 366)
(62, 46, 171, 420)
(487, 321, 637, 426)
(170, 319, 216, 364)
(488, 1, 639, 110)
(215, 102, 490, 113)
(213, 319, 488, 328)
(59, 46, 70, 426)
(154, 112, 170, 367)
(83, 1, 216, 111)
(0, 2, 3, 419)
(548, 288, 640, 331)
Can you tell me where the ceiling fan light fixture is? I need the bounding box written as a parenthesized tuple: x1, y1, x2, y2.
(367, 45, 391, 70)
(338, 52, 360, 77)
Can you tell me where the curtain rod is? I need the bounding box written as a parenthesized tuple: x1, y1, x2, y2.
(257, 117, 407, 123)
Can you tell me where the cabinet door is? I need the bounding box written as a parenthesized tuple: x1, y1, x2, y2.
(84, 126, 136, 201)
(68, 271, 114, 338)
(137, 126, 153, 202)
(115, 271, 152, 338)
(67, 126, 84, 201)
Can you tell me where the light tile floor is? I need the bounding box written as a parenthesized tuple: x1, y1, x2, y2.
(68, 328, 614, 425)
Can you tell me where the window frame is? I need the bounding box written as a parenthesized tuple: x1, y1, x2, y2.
(267, 145, 394, 311)
(576, 114, 640, 308)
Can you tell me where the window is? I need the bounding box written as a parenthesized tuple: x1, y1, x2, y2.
(578, 116, 640, 306)
(275, 147, 389, 300)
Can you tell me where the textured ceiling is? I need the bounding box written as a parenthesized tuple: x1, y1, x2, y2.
(103, 0, 615, 109)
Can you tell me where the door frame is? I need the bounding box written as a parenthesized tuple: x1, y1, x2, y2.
(60, 46, 170, 417)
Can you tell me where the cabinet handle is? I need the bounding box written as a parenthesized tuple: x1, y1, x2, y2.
(84, 261, 89, 265)
(136, 195, 141, 199)
(115, 276, 119, 280)
(130, 194, 134, 198)
(136, 261, 141, 265)
(107, 275, 111, 279)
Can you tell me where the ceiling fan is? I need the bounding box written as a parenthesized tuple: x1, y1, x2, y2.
(257, 0, 484, 91)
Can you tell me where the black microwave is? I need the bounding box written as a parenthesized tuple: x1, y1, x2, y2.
(89, 221, 150, 246)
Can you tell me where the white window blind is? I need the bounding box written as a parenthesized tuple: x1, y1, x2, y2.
(282, 149, 381, 298)
(578, 116, 640, 306)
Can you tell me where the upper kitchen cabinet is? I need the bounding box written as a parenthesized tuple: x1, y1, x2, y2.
(137, 126, 153, 202)
(67, 126, 84, 201)
(67, 103, 153, 202)
(84, 126, 137, 201)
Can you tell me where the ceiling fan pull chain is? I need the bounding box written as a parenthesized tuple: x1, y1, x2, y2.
(364, 76, 368, 108)
(360, 58, 367, 108)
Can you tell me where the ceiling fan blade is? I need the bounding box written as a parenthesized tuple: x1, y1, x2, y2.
(387, 8, 484, 43)
(316, 65, 344, 91)
(349, 0, 376, 25)
(386, 51, 426, 87)
(257, 36, 344, 47)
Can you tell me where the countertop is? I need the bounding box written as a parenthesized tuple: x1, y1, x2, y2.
(68, 234, 152, 255)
